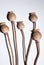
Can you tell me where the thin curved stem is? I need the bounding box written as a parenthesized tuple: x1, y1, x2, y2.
(25, 34, 32, 65)
(4, 34, 12, 65)
(7, 33, 14, 65)
(11, 21, 18, 65)
(20, 30, 26, 62)
(34, 41, 40, 65)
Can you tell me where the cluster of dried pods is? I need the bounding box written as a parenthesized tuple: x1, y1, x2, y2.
(0, 11, 42, 65)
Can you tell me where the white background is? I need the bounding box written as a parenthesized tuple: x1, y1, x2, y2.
(0, 0, 44, 65)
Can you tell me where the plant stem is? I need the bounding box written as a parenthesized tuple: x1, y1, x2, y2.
(4, 34, 12, 65)
(25, 34, 32, 65)
(7, 33, 14, 65)
(34, 41, 40, 65)
(20, 30, 26, 62)
(11, 21, 18, 65)
(33, 22, 36, 30)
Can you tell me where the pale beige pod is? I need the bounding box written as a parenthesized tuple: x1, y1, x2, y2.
(1, 24, 9, 34)
(7, 11, 16, 21)
(0, 22, 5, 25)
(32, 29, 42, 41)
(29, 12, 38, 22)
(17, 21, 25, 30)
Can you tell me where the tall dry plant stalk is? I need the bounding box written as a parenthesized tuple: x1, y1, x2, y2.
(17, 21, 26, 64)
(7, 11, 19, 65)
(0, 23, 14, 65)
(25, 12, 42, 65)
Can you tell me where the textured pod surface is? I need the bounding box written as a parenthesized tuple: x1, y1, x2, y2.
(32, 29, 42, 41)
(17, 21, 25, 30)
(1, 24, 9, 34)
(7, 11, 16, 21)
(29, 12, 38, 22)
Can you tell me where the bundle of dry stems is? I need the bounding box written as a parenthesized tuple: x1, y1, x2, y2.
(0, 11, 42, 65)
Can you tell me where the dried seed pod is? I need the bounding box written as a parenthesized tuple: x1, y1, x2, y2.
(29, 12, 38, 22)
(7, 11, 19, 65)
(0, 23, 14, 65)
(17, 21, 25, 30)
(1, 24, 9, 34)
(0, 22, 5, 31)
(32, 29, 42, 41)
(17, 21, 26, 64)
(0, 22, 5, 25)
(7, 11, 16, 21)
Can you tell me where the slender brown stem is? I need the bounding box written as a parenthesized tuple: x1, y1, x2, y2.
(34, 41, 40, 65)
(4, 34, 12, 65)
(25, 34, 32, 65)
(7, 33, 14, 65)
(33, 22, 36, 30)
(24, 21, 36, 65)
(11, 21, 18, 65)
(20, 30, 26, 62)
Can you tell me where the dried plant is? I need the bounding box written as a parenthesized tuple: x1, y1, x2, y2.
(32, 29, 42, 65)
(17, 21, 26, 65)
(0, 23, 14, 65)
(25, 12, 42, 65)
(0, 11, 42, 65)
(7, 11, 19, 65)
